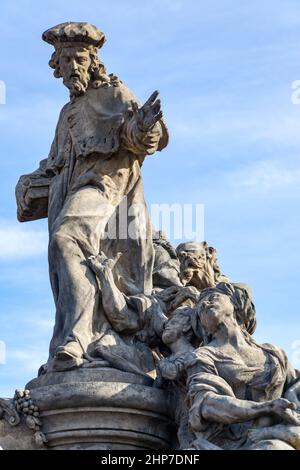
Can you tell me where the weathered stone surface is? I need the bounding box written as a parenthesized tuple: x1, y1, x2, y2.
(158, 283, 300, 450)
(7, 21, 300, 452)
(28, 369, 176, 450)
(0, 416, 42, 450)
(16, 21, 168, 375)
(1, 369, 176, 450)
(26, 367, 153, 389)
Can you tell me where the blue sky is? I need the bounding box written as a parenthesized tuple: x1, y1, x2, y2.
(1, 0, 300, 396)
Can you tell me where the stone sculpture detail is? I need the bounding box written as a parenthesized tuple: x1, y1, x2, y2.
(0, 390, 46, 448)
(158, 284, 300, 450)
(16, 22, 168, 374)
(1, 21, 299, 450)
(0, 398, 20, 427)
(13, 390, 47, 446)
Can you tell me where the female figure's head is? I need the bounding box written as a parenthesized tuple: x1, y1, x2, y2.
(193, 283, 257, 344)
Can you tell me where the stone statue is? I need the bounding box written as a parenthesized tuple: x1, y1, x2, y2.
(152, 230, 182, 290)
(84, 240, 229, 377)
(2, 22, 298, 451)
(15, 22, 168, 372)
(156, 241, 231, 314)
(86, 252, 168, 376)
(158, 283, 300, 450)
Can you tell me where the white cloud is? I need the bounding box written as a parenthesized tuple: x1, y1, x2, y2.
(25, 316, 54, 332)
(0, 220, 47, 259)
(169, 105, 300, 149)
(0, 96, 62, 135)
(225, 160, 300, 193)
(7, 347, 46, 373)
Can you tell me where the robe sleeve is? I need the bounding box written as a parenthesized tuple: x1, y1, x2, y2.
(120, 114, 163, 157)
(187, 350, 236, 433)
(262, 343, 299, 392)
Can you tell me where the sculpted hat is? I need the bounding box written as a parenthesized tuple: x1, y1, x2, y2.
(42, 22, 106, 49)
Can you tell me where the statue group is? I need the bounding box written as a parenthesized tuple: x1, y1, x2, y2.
(2, 22, 299, 450)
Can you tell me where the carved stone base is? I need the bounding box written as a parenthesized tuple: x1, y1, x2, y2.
(1, 368, 176, 450)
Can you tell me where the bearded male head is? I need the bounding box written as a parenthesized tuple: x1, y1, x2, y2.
(42, 22, 113, 98)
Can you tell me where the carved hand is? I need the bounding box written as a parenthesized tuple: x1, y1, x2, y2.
(132, 90, 163, 132)
(157, 286, 199, 311)
(87, 252, 122, 275)
(267, 398, 300, 425)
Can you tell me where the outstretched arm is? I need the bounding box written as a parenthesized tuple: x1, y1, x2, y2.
(121, 91, 164, 156)
(87, 253, 140, 334)
(189, 393, 300, 432)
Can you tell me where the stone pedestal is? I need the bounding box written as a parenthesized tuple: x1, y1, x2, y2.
(1, 368, 176, 450)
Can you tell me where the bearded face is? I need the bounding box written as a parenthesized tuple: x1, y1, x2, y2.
(58, 47, 92, 97)
(177, 242, 217, 290)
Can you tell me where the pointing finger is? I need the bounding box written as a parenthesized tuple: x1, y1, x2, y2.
(145, 90, 159, 106)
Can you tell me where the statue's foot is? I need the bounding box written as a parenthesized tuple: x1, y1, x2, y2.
(52, 356, 83, 372)
(52, 341, 84, 371)
(55, 341, 83, 361)
(248, 428, 268, 442)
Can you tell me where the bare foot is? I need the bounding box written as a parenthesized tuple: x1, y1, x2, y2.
(248, 427, 269, 442)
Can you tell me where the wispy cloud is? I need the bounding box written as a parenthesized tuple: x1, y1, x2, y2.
(0, 96, 62, 135)
(168, 103, 300, 149)
(225, 160, 300, 193)
(0, 220, 47, 259)
(8, 347, 46, 372)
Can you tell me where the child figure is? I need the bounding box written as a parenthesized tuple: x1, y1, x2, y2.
(156, 307, 211, 449)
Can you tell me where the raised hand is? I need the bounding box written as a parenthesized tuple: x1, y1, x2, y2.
(132, 90, 163, 132)
(87, 251, 122, 275)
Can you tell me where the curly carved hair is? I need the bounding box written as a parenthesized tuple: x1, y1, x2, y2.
(48, 45, 112, 88)
(176, 241, 223, 288)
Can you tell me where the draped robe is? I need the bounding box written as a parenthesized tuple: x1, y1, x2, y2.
(34, 80, 168, 362)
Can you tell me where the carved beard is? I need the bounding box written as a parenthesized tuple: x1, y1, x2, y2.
(65, 75, 90, 97)
(179, 255, 215, 289)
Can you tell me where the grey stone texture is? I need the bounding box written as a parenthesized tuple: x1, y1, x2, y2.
(1, 22, 299, 450)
